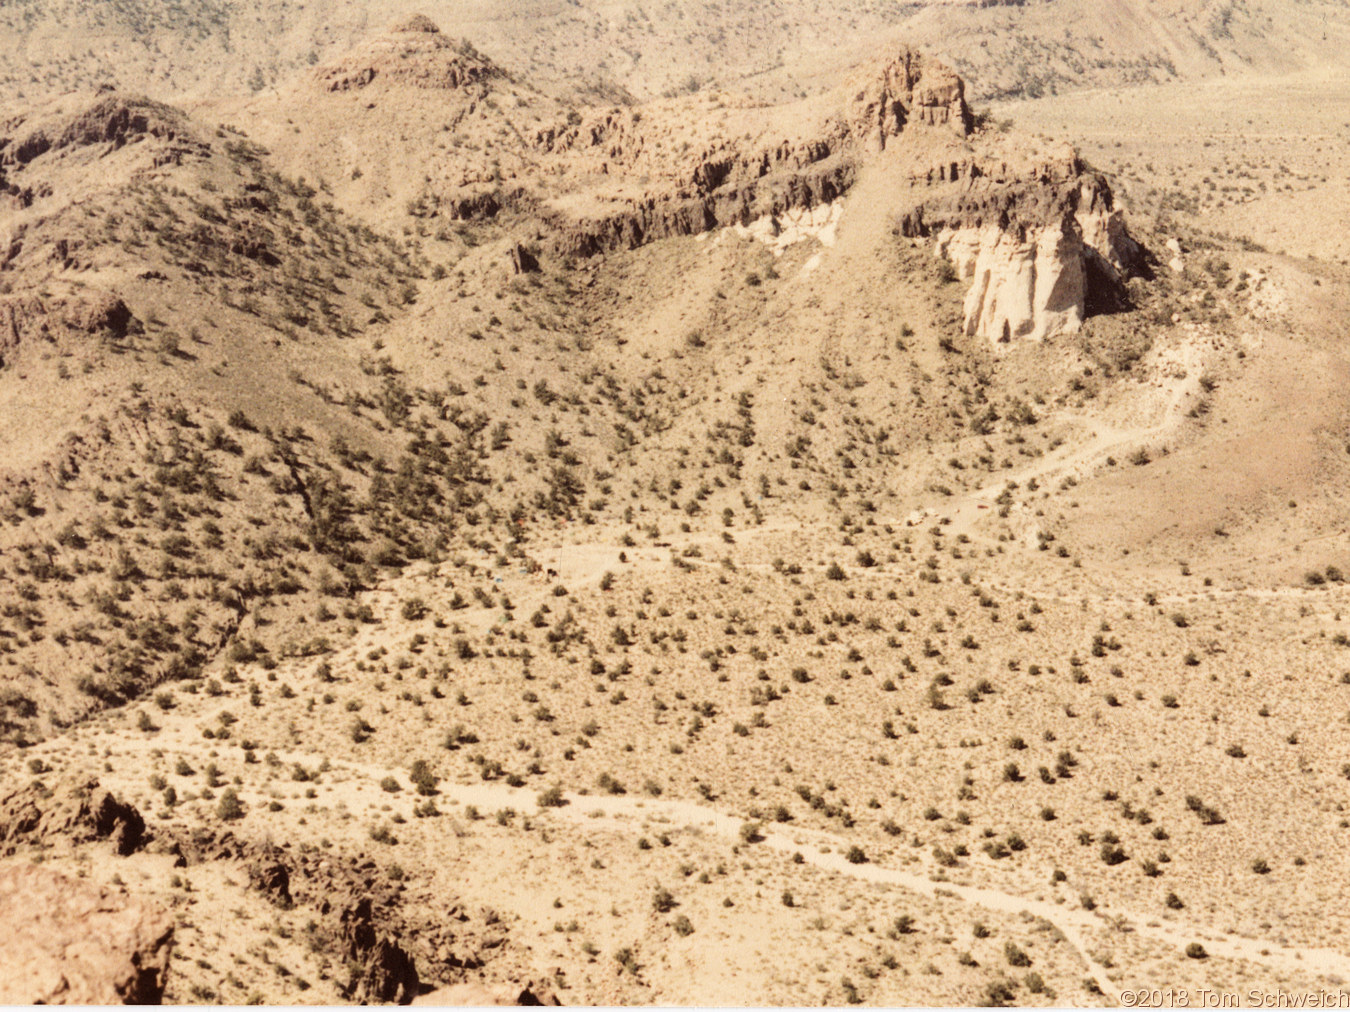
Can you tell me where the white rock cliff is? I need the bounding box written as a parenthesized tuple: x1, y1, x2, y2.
(902, 170, 1141, 345)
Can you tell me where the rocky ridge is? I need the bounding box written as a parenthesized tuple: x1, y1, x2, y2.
(296, 17, 1141, 340)
(502, 45, 972, 257)
(0, 777, 558, 1009)
(157, 823, 521, 1003)
(299, 21, 973, 257)
(0, 778, 548, 1005)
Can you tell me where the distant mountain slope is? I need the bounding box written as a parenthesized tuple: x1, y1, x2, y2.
(1, 0, 1347, 108)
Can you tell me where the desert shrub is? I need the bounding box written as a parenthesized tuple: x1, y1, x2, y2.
(217, 789, 244, 821)
(596, 772, 626, 795)
(409, 759, 438, 795)
(1185, 794, 1225, 824)
(537, 785, 566, 808)
(1100, 842, 1128, 865)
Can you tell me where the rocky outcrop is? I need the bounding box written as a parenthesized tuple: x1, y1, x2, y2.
(508, 243, 540, 274)
(937, 218, 1087, 343)
(247, 859, 293, 906)
(315, 22, 504, 93)
(339, 896, 422, 1004)
(846, 49, 971, 150)
(0, 95, 195, 169)
(900, 166, 1140, 343)
(0, 863, 173, 1004)
(0, 288, 133, 367)
(157, 825, 515, 1001)
(0, 777, 147, 857)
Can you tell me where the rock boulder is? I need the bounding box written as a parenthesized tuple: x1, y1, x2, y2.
(0, 863, 173, 1004)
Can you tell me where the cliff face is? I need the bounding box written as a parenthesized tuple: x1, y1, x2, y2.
(938, 219, 1087, 343)
(902, 168, 1141, 344)
(529, 46, 971, 258)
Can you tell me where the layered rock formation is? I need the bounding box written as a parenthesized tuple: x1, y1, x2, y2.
(529, 47, 971, 257)
(541, 156, 856, 258)
(900, 165, 1141, 343)
(0, 863, 173, 1004)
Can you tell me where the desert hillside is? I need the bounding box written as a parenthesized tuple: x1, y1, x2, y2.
(4, 0, 1349, 107)
(1, 2, 1350, 1007)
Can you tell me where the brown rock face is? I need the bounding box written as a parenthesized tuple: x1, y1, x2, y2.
(847, 49, 972, 150)
(0, 777, 146, 857)
(546, 157, 855, 258)
(0, 863, 173, 1004)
